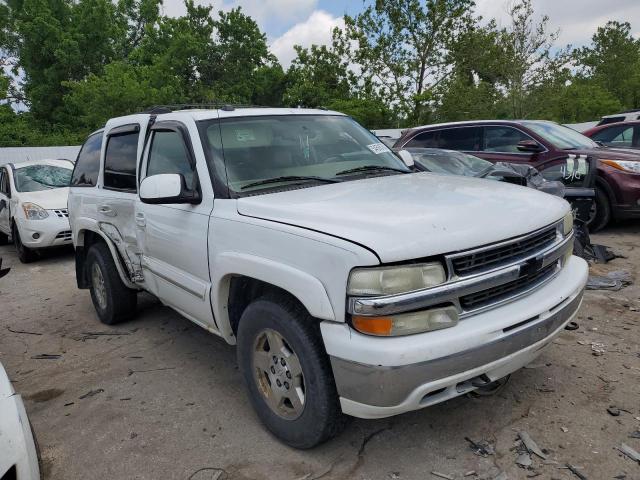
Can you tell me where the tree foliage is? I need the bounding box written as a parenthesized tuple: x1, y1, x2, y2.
(0, 0, 639, 145)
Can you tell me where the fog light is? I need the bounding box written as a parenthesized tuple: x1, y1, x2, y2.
(32, 233, 40, 239)
(352, 306, 459, 336)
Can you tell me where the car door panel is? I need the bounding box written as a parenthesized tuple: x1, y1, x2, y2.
(0, 168, 10, 234)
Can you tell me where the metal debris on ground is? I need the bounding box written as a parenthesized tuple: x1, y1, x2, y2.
(516, 452, 533, 467)
(586, 270, 633, 291)
(493, 473, 508, 480)
(30, 354, 61, 359)
(78, 388, 104, 399)
(564, 463, 588, 480)
(464, 437, 495, 457)
(518, 431, 547, 460)
(629, 431, 640, 439)
(617, 443, 640, 463)
(430, 472, 454, 480)
(607, 406, 621, 416)
(591, 342, 606, 356)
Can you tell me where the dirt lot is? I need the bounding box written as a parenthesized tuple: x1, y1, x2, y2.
(1, 223, 639, 480)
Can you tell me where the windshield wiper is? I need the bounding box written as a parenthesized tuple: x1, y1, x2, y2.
(335, 165, 409, 176)
(241, 175, 340, 190)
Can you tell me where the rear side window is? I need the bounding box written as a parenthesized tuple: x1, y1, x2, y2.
(438, 127, 481, 150)
(71, 132, 102, 187)
(405, 131, 439, 148)
(104, 129, 139, 192)
(146, 130, 196, 190)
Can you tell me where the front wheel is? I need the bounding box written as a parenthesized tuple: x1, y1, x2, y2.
(12, 223, 37, 263)
(237, 295, 346, 449)
(588, 186, 611, 232)
(86, 243, 137, 325)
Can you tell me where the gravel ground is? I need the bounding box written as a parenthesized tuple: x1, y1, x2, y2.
(0, 223, 639, 480)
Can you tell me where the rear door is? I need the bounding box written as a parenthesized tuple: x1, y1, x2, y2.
(136, 119, 216, 329)
(92, 117, 149, 282)
(0, 167, 10, 234)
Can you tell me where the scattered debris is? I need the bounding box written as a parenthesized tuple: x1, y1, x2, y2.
(0, 257, 10, 279)
(79, 388, 104, 399)
(564, 463, 588, 480)
(465, 437, 495, 457)
(590, 342, 606, 356)
(586, 270, 632, 291)
(187, 467, 226, 480)
(564, 321, 579, 331)
(30, 354, 60, 360)
(629, 431, 640, 439)
(7, 326, 43, 335)
(519, 431, 547, 460)
(430, 472, 454, 480)
(64, 402, 74, 406)
(128, 367, 176, 376)
(607, 406, 621, 416)
(493, 473, 508, 480)
(82, 331, 130, 336)
(561, 427, 569, 433)
(516, 452, 533, 467)
(617, 443, 640, 463)
(464, 471, 476, 477)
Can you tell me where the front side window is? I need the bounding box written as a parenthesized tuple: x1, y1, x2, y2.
(520, 121, 597, 150)
(483, 126, 533, 153)
(405, 131, 439, 148)
(14, 165, 73, 192)
(199, 115, 409, 194)
(146, 130, 196, 190)
(591, 125, 634, 147)
(104, 131, 139, 192)
(71, 132, 102, 187)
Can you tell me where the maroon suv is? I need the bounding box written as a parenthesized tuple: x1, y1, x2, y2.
(394, 120, 640, 230)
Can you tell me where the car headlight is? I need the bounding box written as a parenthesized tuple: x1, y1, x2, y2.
(347, 262, 446, 296)
(601, 159, 640, 174)
(352, 306, 459, 336)
(22, 202, 49, 220)
(563, 212, 573, 236)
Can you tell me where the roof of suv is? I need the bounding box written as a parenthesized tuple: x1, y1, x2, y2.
(404, 119, 551, 133)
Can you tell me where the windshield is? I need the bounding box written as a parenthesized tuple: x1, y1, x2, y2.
(520, 121, 598, 150)
(14, 164, 72, 192)
(407, 148, 491, 176)
(199, 115, 409, 193)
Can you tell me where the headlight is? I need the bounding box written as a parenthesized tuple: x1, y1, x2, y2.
(563, 212, 573, 236)
(601, 159, 640, 174)
(347, 262, 446, 296)
(22, 202, 49, 220)
(352, 306, 459, 336)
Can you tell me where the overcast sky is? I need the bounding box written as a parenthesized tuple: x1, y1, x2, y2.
(162, 0, 639, 67)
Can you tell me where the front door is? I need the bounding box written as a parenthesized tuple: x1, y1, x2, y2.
(136, 121, 216, 330)
(0, 167, 11, 235)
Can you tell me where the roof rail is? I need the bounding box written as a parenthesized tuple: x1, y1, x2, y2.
(141, 103, 272, 114)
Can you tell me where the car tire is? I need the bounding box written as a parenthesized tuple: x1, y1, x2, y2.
(236, 294, 347, 449)
(589, 186, 611, 232)
(86, 242, 137, 325)
(12, 223, 37, 263)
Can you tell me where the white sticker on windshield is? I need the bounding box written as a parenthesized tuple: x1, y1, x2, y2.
(235, 129, 256, 142)
(367, 143, 391, 154)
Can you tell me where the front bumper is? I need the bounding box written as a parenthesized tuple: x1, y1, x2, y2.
(16, 213, 72, 248)
(322, 255, 588, 419)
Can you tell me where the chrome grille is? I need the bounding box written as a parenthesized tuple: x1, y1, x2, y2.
(449, 226, 557, 277)
(460, 262, 557, 311)
(53, 209, 69, 218)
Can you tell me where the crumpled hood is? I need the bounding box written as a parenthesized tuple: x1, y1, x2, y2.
(18, 187, 69, 210)
(237, 173, 569, 263)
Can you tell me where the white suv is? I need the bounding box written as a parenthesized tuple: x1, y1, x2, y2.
(0, 159, 74, 262)
(68, 107, 588, 448)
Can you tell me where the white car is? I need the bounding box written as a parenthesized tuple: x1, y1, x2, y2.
(0, 361, 41, 480)
(68, 107, 588, 448)
(0, 159, 74, 263)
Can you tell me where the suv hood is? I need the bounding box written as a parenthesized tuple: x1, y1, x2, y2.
(237, 173, 568, 263)
(571, 147, 640, 161)
(17, 187, 69, 210)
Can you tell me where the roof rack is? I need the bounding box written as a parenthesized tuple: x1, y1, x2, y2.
(142, 103, 272, 114)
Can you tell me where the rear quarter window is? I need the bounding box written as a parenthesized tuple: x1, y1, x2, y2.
(71, 132, 103, 187)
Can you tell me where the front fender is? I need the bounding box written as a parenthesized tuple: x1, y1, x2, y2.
(212, 252, 336, 341)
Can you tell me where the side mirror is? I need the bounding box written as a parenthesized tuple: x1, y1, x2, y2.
(139, 174, 200, 205)
(396, 149, 415, 168)
(0, 199, 6, 212)
(517, 139, 544, 153)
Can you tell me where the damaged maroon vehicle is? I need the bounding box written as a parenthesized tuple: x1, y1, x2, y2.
(395, 120, 640, 230)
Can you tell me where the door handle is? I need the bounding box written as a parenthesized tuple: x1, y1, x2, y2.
(135, 212, 146, 228)
(98, 205, 117, 217)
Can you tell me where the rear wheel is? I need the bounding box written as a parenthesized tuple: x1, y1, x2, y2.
(237, 294, 346, 449)
(588, 186, 611, 232)
(12, 223, 37, 263)
(86, 242, 137, 325)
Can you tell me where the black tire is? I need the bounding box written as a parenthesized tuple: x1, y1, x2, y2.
(237, 294, 346, 449)
(0, 230, 8, 245)
(588, 186, 611, 232)
(12, 223, 38, 263)
(86, 242, 137, 325)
